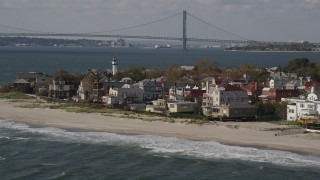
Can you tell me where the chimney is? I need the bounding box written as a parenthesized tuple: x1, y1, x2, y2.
(307, 77, 311, 82)
(254, 82, 258, 91)
(311, 86, 315, 93)
(299, 77, 303, 86)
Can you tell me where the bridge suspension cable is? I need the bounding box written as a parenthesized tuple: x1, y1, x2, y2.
(0, 10, 254, 47)
(186, 12, 249, 43)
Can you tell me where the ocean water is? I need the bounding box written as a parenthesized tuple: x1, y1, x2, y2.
(2, 47, 320, 179)
(1, 46, 320, 85)
(1, 119, 320, 179)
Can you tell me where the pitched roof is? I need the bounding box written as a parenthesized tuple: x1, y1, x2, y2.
(222, 84, 245, 92)
(304, 81, 320, 87)
(242, 84, 255, 92)
(187, 89, 206, 97)
(14, 78, 30, 84)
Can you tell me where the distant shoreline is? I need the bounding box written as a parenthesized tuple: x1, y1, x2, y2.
(224, 50, 320, 53)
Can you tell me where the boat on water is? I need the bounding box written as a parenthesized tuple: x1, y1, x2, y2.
(155, 44, 171, 49)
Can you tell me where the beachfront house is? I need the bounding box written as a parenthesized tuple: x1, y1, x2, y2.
(16, 72, 51, 86)
(167, 101, 198, 113)
(146, 99, 167, 113)
(92, 80, 105, 102)
(202, 80, 257, 118)
(14, 72, 51, 93)
(77, 78, 94, 101)
(13, 78, 32, 93)
(146, 99, 197, 113)
(138, 79, 160, 101)
(48, 76, 76, 99)
(283, 86, 320, 121)
(169, 85, 185, 101)
(104, 83, 144, 105)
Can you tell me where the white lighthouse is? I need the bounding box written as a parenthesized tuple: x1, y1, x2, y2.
(112, 56, 118, 75)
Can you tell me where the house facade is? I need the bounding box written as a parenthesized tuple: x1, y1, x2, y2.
(77, 79, 93, 101)
(242, 82, 262, 104)
(167, 101, 197, 113)
(48, 77, 76, 99)
(105, 84, 144, 105)
(284, 98, 320, 121)
(202, 81, 257, 117)
(14, 72, 51, 93)
(146, 99, 197, 113)
(138, 79, 160, 101)
(284, 86, 320, 121)
(259, 87, 300, 103)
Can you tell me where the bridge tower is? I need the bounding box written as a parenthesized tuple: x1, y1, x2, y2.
(182, 10, 187, 51)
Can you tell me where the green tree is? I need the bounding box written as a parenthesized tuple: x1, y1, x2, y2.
(146, 68, 165, 79)
(285, 58, 312, 72)
(274, 102, 287, 120)
(112, 66, 145, 82)
(220, 64, 269, 83)
(284, 58, 317, 78)
(256, 102, 276, 115)
(164, 64, 184, 83)
(192, 60, 220, 76)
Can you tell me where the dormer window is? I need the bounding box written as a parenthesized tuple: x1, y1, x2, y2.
(59, 81, 65, 84)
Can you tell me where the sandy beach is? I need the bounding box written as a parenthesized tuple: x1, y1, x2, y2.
(1, 98, 320, 156)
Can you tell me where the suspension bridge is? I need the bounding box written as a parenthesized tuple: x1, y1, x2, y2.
(0, 11, 252, 50)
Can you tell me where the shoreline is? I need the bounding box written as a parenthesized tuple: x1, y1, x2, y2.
(224, 50, 320, 53)
(1, 99, 320, 156)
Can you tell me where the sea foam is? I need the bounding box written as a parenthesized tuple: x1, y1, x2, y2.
(1, 119, 320, 167)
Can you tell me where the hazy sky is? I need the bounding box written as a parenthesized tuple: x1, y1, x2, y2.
(1, 0, 320, 42)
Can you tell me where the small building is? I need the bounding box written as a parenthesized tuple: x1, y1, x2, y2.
(14, 72, 51, 93)
(167, 101, 197, 113)
(146, 99, 167, 113)
(13, 78, 32, 93)
(146, 99, 197, 114)
(17, 72, 51, 86)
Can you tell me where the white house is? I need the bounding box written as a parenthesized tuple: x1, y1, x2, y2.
(77, 78, 93, 101)
(146, 99, 197, 113)
(202, 80, 256, 117)
(283, 93, 320, 121)
(105, 83, 144, 105)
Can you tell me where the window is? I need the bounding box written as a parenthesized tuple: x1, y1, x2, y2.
(289, 109, 294, 113)
(300, 104, 304, 108)
(170, 104, 175, 108)
(308, 105, 314, 109)
(212, 108, 219, 113)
